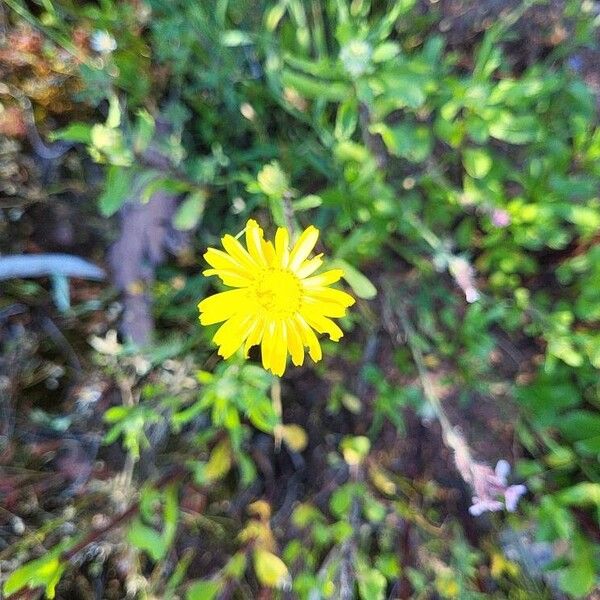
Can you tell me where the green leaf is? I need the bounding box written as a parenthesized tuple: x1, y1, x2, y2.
(128, 485, 178, 561)
(280, 70, 349, 101)
(203, 439, 232, 482)
(557, 483, 600, 507)
(98, 165, 133, 217)
(558, 410, 600, 443)
(463, 148, 492, 179)
(173, 191, 206, 230)
(375, 554, 401, 579)
(4, 553, 65, 599)
(559, 535, 595, 598)
(293, 194, 322, 211)
(162, 485, 179, 549)
(487, 111, 538, 144)
(90, 124, 128, 162)
(515, 373, 580, 428)
(103, 405, 131, 422)
(106, 94, 121, 129)
(335, 97, 358, 140)
(363, 496, 387, 523)
(372, 0, 417, 40)
(245, 393, 279, 433)
(49, 122, 92, 144)
(538, 496, 574, 540)
(465, 115, 489, 143)
(134, 109, 155, 153)
(186, 580, 220, 600)
(372, 42, 400, 62)
(370, 122, 432, 162)
(224, 552, 247, 578)
(330, 259, 377, 299)
(292, 503, 324, 528)
(379, 72, 427, 110)
(575, 434, 600, 455)
(340, 435, 371, 466)
(548, 337, 583, 367)
(265, 3, 287, 31)
(128, 520, 167, 561)
(141, 176, 190, 203)
(358, 567, 386, 600)
(329, 482, 362, 518)
(544, 446, 576, 468)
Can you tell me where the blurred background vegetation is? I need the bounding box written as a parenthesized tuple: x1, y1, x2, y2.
(1, 0, 600, 598)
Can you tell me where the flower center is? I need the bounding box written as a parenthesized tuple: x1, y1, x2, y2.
(253, 269, 301, 318)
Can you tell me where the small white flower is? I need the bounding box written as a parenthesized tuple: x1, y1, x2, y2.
(90, 30, 117, 54)
(339, 40, 373, 78)
(89, 329, 122, 355)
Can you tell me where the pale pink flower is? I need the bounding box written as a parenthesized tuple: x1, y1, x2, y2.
(491, 209, 511, 228)
(468, 460, 527, 516)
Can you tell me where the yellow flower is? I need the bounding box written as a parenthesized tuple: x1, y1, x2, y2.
(198, 219, 355, 376)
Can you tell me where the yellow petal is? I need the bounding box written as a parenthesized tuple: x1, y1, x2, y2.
(286, 318, 305, 366)
(198, 289, 248, 325)
(213, 314, 255, 358)
(221, 234, 259, 271)
(245, 219, 268, 266)
(289, 226, 319, 272)
(304, 287, 355, 307)
(275, 227, 290, 268)
(262, 240, 276, 266)
(302, 269, 344, 288)
(300, 310, 344, 341)
(203, 268, 252, 288)
(295, 254, 323, 279)
(302, 297, 347, 318)
(270, 320, 288, 376)
(294, 314, 322, 362)
(213, 313, 251, 345)
(261, 320, 277, 371)
(204, 248, 248, 274)
(244, 316, 265, 357)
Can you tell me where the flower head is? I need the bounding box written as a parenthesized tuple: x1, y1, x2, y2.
(468, 460, 527, 516)
(491, 208, 511, 228)
(90, 30, 117, 54)
(339, 40, 373, 78)
(198, 219, 355, 376)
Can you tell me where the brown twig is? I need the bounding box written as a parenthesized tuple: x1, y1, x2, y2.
(382, 283, 527, 516)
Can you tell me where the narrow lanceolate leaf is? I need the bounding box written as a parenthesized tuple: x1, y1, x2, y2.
(280, 70, 349, 101)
